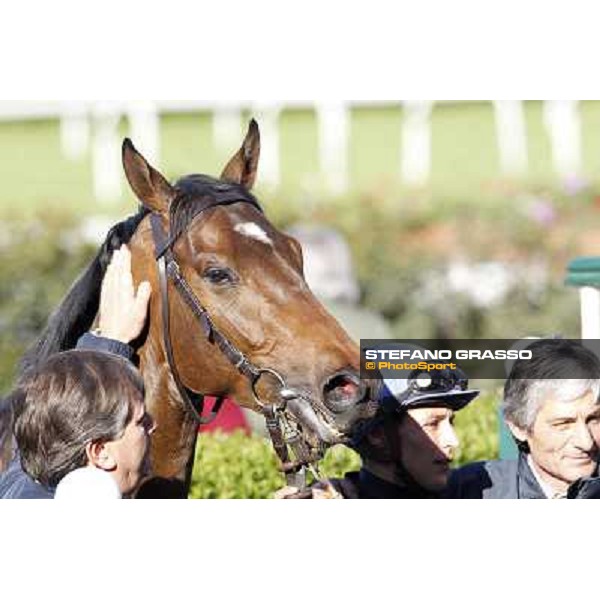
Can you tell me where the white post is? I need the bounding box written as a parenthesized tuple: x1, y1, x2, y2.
(59, 103, 89, 161)
(580, 286, 600, 339)
(127, 101, 160, 165)
(250, 104, 281, 188)
(92, 103, 122, 202)
(401, 101, 433, 186)
(316, 103, 349, 195)
(493, 100, 528, 177)
(212, 106, 243, 157)
(543, 100, 582, 180)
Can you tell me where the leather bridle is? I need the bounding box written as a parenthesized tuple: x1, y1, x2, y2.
(148, 197, 323, 488)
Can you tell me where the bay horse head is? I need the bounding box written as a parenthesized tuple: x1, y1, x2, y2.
(122, 120, 371, 495)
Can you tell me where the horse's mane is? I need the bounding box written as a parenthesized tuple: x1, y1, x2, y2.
(18, 207, 149, 382)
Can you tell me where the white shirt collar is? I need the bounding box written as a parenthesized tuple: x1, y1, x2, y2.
(526, 455, 566, 499)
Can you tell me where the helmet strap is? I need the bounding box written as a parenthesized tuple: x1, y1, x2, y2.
(382, 416, 426, 491)
(357, 416, 418, 490)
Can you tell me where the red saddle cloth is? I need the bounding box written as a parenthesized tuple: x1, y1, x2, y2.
(198, 396, 250, 434)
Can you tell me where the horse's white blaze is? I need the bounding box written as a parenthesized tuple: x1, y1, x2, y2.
(234, 222, 272, 246)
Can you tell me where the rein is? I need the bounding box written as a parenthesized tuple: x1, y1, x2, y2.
(148, 198, 321, 488)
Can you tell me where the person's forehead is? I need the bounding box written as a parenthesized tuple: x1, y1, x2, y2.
(537, 387, 600, 418)
(408, 406, 453, 420)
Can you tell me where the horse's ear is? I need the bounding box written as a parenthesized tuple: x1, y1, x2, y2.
(122, 138, 175, 213)
(220, 119, 260, 190)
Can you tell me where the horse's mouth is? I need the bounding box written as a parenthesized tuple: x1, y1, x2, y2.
(255, 369, 371, 453)
(285, 396, 348, 445)
(281, 371, 373, 449)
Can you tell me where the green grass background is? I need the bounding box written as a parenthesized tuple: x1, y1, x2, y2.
(3, 101, 600, 219)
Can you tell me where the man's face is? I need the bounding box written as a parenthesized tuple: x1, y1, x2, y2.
(510, 388, 600, 492)
(396, 406, 459, 492)
(103, 398, 156, 496)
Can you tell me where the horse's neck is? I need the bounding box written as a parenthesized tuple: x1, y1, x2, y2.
(138, 338, 198, 481)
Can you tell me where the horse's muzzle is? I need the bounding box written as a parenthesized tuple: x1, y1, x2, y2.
(272, 370, 369, 446)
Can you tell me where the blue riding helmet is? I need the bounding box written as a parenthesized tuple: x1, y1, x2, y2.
(378, 366, 480, 415)
(351, 364, 480, 446)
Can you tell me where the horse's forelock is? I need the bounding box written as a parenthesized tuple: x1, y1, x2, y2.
(169, 174, 261, 242)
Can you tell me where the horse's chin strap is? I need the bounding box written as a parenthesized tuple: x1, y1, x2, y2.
(150, 212, 319, 488)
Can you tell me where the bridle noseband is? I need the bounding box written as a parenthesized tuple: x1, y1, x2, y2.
(149, 194, 322, 488)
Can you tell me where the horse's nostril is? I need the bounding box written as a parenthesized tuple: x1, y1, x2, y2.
(323, 372, 364, 414)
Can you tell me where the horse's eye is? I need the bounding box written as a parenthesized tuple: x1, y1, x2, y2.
(203, 267, 234, 286)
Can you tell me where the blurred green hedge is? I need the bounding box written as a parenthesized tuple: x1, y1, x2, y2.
(189, 431, 361, 499)
(0, 214, 96, 392)
(2, 184, 596, 393)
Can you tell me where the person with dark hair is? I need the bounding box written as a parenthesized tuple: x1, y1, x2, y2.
(447, 339, 600, 498)
(277, 356, 480, 499)
(11, 350, 155, 498)
(0, 245, 152, 499)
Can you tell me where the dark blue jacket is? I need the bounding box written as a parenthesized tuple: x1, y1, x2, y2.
(445, 452, 600, 499)
(0, 334, 133, 499)
(330, 468, 439, 499)
(0, 446, 54, 499)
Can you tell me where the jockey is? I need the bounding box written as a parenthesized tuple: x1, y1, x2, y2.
(277, 354, 480, 499)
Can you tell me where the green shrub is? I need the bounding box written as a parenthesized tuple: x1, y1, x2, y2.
(190, 431, 285, 499)
(189, 431, 362, 499)
(0, 213, 95, 392)
(453, 390, 499, 465)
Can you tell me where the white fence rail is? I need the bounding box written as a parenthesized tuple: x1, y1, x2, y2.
(0, 101, 589, 202)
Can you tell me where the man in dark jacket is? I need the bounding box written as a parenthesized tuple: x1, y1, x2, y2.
(447, 339, 600, 499)
(0, 246, 150, 499)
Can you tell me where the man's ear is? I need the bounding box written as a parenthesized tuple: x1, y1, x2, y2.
(122, 138, 176, 213)
(85, 440, 117, 471)
(506, 420, 529, 443)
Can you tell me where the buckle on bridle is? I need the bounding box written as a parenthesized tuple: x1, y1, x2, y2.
(251, 367, 289, 409)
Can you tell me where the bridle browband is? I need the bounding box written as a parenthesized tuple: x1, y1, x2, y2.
(148, 190, 322, 488)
